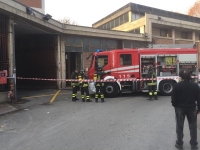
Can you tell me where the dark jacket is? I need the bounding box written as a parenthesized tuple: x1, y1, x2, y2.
(171, 80, 200, 110)
(71, 72, 79, 86)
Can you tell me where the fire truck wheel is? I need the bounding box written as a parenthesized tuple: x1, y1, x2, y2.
(159, 80, 176, 96)
(104, 83, 119, 98)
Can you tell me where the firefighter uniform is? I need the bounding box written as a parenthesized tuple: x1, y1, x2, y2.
(71, 68, 80, 102)
(94, 67, 107, 103)
(79, 70, 91, 102)
(146, 67, 158, 101)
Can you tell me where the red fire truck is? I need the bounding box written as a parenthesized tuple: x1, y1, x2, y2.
(88, 48, 198, 98)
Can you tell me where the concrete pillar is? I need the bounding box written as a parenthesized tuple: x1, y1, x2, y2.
(192, 31, 196, 44)
(128, 11, 132, 22)
(56, 35, 61, 89)
(172, 29, 175, 44)
(140, 26, 145, 34)
(145, 14, 152, 40)
(7, 18, 14, 77)
(60, 35, 66, 89)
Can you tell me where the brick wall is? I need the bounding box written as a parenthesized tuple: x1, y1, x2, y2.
(153, 38, 173, 44)
(175, 40, 193, 44)
(82, 52, 93, 70)
(17, 0, 42, 8)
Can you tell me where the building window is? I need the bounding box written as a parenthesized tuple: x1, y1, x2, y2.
(181, 32, 188, 39)
(120, 15, 124, 25)
(111, 20, 114, 29)
(124, 13, 129, 23)
(107, 22, 111, 30)
(132, 12, 143, 21)
(120, 54, 132, 66)
(160, 29, 167, 37)
(129, 28, 140, 34)
(115, 17, 119, 27)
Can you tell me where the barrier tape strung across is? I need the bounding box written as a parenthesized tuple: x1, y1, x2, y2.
(16, 76, 200, 82)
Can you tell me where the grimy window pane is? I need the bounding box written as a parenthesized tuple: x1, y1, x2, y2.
(135, 13, 141, 20)
(132, 13, 136, 21)
(120, 15, 124, 25)
(124, 13, 129, 23)
(120, 54, 132, 66)
(107, 22, 111, 29)
(115, 17, 119, 27)
(123, 40, 132, 48)
(111, 20, 114, 29)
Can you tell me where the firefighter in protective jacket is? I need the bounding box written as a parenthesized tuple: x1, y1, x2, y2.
(94, 67, 107, 103)
(79, 70, 92, 102)
(146, 66, 158, 101)
(71, 68, 80, 102)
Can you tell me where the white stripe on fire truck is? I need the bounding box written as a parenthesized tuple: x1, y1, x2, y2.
(105, 65, 139, 72)
(117, 69, 139, 73)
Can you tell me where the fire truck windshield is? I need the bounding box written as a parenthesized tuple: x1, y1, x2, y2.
(94, 55, 108, 68)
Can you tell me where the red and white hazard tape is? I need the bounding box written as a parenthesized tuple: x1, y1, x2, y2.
(16, 76, 200, 82)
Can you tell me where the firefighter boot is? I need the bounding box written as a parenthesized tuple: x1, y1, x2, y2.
(75, 97, 79, 100)
(81, 95, 85, 102)
(95, 94, 98, 103)
(147, 95, 153, 101)
(154, 95, 158, 100)
(86, 96, 92, 102)
(101, 94, 104, 103)
(72, 94, 76, 102)
(87, 99, 92, 102)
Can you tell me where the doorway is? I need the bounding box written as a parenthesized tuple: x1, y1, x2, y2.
(66, 52, 82, 85)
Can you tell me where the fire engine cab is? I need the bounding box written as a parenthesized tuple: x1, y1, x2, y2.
(88, 48, 198, 98)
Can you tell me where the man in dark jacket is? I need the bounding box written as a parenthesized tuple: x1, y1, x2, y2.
(171, 69, 200, 150)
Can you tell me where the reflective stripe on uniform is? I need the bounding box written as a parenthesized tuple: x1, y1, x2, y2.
(147, 82, 157, 86)
(149, 92, 153, 95)
(95, 94, 98, 98)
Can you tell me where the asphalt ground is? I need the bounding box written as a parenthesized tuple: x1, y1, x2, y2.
(0, 89, 200, 150)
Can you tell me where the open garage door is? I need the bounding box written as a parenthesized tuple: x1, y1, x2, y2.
(15, 35, 57, 89)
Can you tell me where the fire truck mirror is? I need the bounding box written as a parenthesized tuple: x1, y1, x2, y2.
(0, 70, 7, 84)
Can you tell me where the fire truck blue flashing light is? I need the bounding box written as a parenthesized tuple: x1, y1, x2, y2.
(96, 49, 103, 53)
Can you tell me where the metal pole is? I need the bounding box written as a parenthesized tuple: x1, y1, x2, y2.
(12, 22, 17, 103)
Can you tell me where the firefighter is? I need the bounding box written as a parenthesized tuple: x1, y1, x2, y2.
(71, 68, 80, 102)
(146, 66, 158, 101)
(79, 70, 92, 102)
(94, 67, 107, 103)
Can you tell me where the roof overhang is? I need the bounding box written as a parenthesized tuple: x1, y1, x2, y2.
(0, 0, 149, 41)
